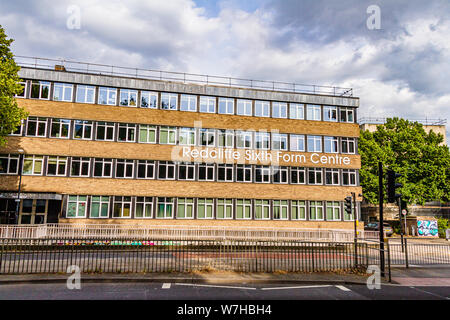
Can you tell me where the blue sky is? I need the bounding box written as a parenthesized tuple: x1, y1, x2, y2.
(1, 0, 449, 142)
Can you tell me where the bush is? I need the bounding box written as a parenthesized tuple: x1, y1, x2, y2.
(437, 218, 449, 238)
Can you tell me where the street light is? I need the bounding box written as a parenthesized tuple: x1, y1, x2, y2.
(14, 148, 25, 225)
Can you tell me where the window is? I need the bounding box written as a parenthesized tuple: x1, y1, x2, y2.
(47, 156, 67, 176)
(178, 127, 196, 146)
(307, 135, 322, 152)
(237, 99, 252, 116)
(138, 125, 157, 144)
(118, 123, 136, 142)
(96, 122, 115, 141)
(159, 126, 177, 144)
(199, 96, 216, 113)
(255, 132, 270, 150)
(93, 158, 113, 178)
(236, 199, 252, 219)
(178, 162, 195, 180)
(98, 87, 117, 105)
(113, 196, 132, 218)
(177, 198, 194, 219)
(140, 91, 158, 108)
(255, 101, 270, 117)
(308, 168, 323, 185)
(73, 120, 93, 140)
(217, 164, 233, 182)
(199, 128, 215, 147)
(290, 134, 305, 152)
(22, 155, 44, 175)
(323, 106, 337, 122)
(217, 199, 233, 219)
(10, 120, 23, 136)
(197, 199, 214, 219)
(341, 138, 356, 154)
(272, 133, 288, 151)
(0, 154, 19, 174)
(306, 104, 321, 121)
(158, 161, 176, 180)
(91, 196, 110, 218)
(50, 118, 70, 139)
(255, 165, 271, 183)
(66, 196, 87, 218)
(273, 166, 288, 184)
(340, 108, 354, 123)
(161, 93, 178, 110)
(309, 201, 324, 220)
(291, 200, 306, 220)
(290, 167, 306, 184)
(116, 159, 134, 179)
(324, 136, 339, 153)
(290, 104, 304, 120)
(53, 83, 73, 102)
(255, 200, 270, 220)
(236, 165, 252, 182)
(236, 131, 252, 149)
(137, 160, 155, 179)
(326, 201, 341, 221)
(325, 168, 340, 185)
(198, 163, 215, 181)
(180, 95, 197, 112)
(156, 197, 174, 219)
(342, 169, 357, 186)
(15, 81, 27, 98)
(217, 129, 234, 148)
(135, 197, 153, 218)
(76, 85, 95, 104)
(26, 117, 47, 137)
(218, 98, 234, 114)
(119, 89, 137, 107)
(273, 200, 288, 220)
(30, 81, 50, 100)
(71, 157, 90, 177)
(272, 102, 287, 118)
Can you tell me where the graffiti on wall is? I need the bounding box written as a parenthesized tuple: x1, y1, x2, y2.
(417, 220, 438, 237)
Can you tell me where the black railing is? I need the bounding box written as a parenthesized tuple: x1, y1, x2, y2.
(389, 239, 450, 266)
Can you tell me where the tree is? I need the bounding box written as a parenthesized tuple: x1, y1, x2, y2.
(0, 25, 27, 146)
(359, 117, 450, 205)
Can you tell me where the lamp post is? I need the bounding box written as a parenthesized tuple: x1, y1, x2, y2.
(14, 149, 25, 225)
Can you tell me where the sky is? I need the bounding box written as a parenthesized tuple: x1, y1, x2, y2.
(1, 0, 449, 141)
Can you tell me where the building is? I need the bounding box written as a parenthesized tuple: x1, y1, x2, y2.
(0, 58, 362, 230)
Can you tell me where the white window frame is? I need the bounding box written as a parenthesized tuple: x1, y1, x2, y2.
(176, 198, 195, 219)
(341, 138, 356, 154)
(255, 165, 271, 184)
(157, 161, 176, 180)
(324, 136, 339, 153)
(217, 129, 234, 148)
(112, 196, 132, 219)
(290, 134, 305, 152)
(47, 156, 68, 176)
(325, 168, 340, 186)
(326, 201, 341, 221)
(76, 85, 96, 104)
(0, 154, 19, 175)
(272, 166, 289, 184)
(290, 167, 306, 184)
(115, 159, 135, 179)
(50, 118, 70, 139)
(198, 163, 215, 181)
(10, 120, 23, 136)
(66, 195, 88, 218)
(159, 126, 177, 145)
(236, 165, 252, 183)
(323, 106, 338, 122)
(118, 123, 136, 143)
(140, 91, 158, 109)
(96, 122, 115, 141)
(180, 95, 197, 112)
(272, 102, 288, 119)
(178, 127, 196, 146)
(70, 157, 91, 177)
(138, 125, 157, 144)
(309, 201, 324, 221)
(73, 120, 93, 140)
(289, 103, 304, 120)
(273, 200, 289, 220)
(135, 197, 153, 219)
(255, 101, 270, 117)
(308, 168, 323, 185)
(26, 117, 47, 137)
(272, 133, 288, 151)
(119, 89, 138, 107)
(307, 104, 321, 121)
(216, 199, 233, 219)
(93, 158, 113, 178)
(237, 99, 252, 116)
(199, 96, 216, 113)
(199, 128, 215, 147)
(22, 155, 44, 176)
(236, 199, 252, 220)
(30, 81, 50, 100)
(217, 164, 234, 182)
(161, 93, 178, 110)
(98, 87, 117, 106)
(236, 131, 253, 149)
(218, 98, 234, 115)
(291, 200, 307, 220)
(307, 135, 322, 152)
(90, 196, 110, 219)
(156, 197, 174, 219)
(255, 132, 270, 150)
(178, 162, 196, 181)
(15, 81, 27, 98)
(137, 160, 155, 179)
(254, 200, 270, 220)
(342, 169, 357, 186)
(53, 83, 73, 102)
(197, 199, 214, 219)
(340, 107, 355, 123)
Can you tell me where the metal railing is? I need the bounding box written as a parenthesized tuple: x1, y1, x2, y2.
(389, 239, 450, 266)
(14, 55, 353, 97)
(0, 238, 370, 274)
(0, 224, 379, 242)
(359, 117, 447, 126)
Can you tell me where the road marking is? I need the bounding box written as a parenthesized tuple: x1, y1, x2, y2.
(261, 285, 332, 291)
(162, 283, 171, 289)
(174, 283, 257, 290)
(410, 286, 450, 300)
(335, 285, 351, 292)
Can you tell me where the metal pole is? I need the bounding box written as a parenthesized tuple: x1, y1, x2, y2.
(352, 192, 358, 268)
(14, 154, 24, 225)
(399, 197, 404, 253)
(378, 161, 385, 277)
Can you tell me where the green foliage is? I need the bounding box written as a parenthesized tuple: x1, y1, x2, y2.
(437, 218, 449, 238)
(359, 117, 450, 205)
(0, 25, 28, 146)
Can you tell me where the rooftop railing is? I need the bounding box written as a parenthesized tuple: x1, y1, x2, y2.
(359, 117, 447, 126)
(14, 55, 354, 97)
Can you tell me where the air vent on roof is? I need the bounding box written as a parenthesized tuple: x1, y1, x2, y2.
(55, 65, 66, 71)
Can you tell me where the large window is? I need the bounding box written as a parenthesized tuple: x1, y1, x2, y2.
(236, 165, 252, 182)
(53, 83, 73, 102)
(22, 155, 44, 175)
(217, 129, 234, 148)
(30, 81, 50, 100)
(217, 199, 233, 219)
(140, 91, 158, 108)
(96, 122, 115, 141)
(0, 154, 19, 174)
(291, 200, 306, 220)
(71, 157, 90, 177)
(159, 126, 177, 144)
(180, 95, 197, 112)
(139, 125, 157, 144)
(255, 101, 270, 117)
(236, 199, 252, 219)
(341, 138, 356, 154)
(178, 127, 196, 146)
(116, 159, 134, 179)
(306, 104, 321, 121)
(137, 160, 155, 179)
(50, 118, 70, 139)
(113, 196, 132, 218)
(98, 87, 117, 105)
(26, 117, 47, 137)
(236, 131, 252, 149)
(198, 163, 215, 181)
(290, 104, 304, 120)
(119, 89, 137, 107)
(272, 133, 288, 151)
(66, 195, 87, 218)
(255, 165, 271, 183)
(161, 93, 178, 110)
(217, 164, 233, 182)
(93, 158, 113, 178)
(308, 168, 323, 185)
(340, 107, 354, 123)
(273, 166, 288, 184)
(255, 200, 270, 220)
(237, 99, 252, 116)
(156, 197, 174, 218)
(326, 201, 341, 221)
(324, 136, 339, 153)
(290, 134, 305, 152)
(199, 129, 215, 147)
(290, 167, 306, 184)
(307, 135, 322, 152)
(255, 132, 270, 150)
(199, 96, 216, 113)
(76, 85, 95, 104)
(273, 200, 288, 220)
(73, 120, 93, 140)
(118, 123, 136, 142)
(135, 197, 153, 218)
(309, 201, 324, 220)
(272, 102, 287, 118)
(91, 196, 110, 218)
(158, 161, 176, 180)
(178, 162, 195, 180)
(342, 169, 357, 186)
(325, 168, 340, 185)
(177, 198, 194, 219)
(323, 106, 337, 122)
(197, 199, 214, 219)
(47, 156, 67, 176)
(218, 98, 234, 114)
